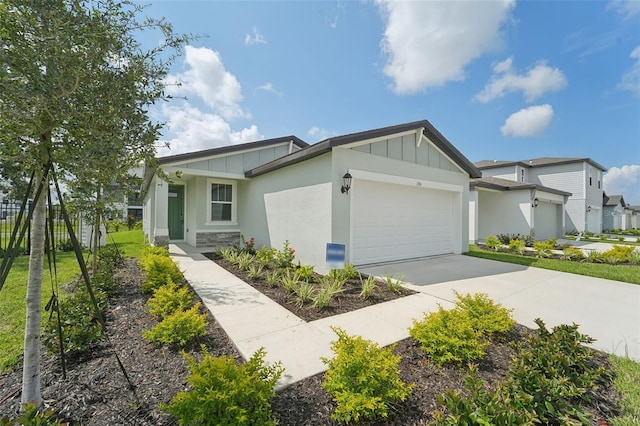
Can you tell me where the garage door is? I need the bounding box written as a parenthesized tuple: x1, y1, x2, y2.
(587, 209, 601, 234)
(351, 179, 455, 265)
(534, 202, 559, 241)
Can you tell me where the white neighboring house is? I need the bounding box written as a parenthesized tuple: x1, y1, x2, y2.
(602, 194, 631, 231)
(474, 157, 606, 235)
(469, 177, 571, 243)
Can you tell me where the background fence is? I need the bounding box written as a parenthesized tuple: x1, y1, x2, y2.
(0, 201, 82, 255)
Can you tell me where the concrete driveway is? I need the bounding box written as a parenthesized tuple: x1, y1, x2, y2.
(359, 255, 640, 361)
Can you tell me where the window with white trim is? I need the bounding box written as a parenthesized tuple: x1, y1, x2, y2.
(208, 179, 236, 223)
(589, 166, 593, 187)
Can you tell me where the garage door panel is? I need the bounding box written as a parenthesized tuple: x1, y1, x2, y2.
(351, 180, 455, 265)
(535, 202, 559, 241)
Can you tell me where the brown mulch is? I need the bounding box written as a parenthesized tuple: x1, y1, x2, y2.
(0, 258, 622, 425)
(202, 253, 416, 322)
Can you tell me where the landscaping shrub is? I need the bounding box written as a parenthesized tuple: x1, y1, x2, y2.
(432, 365, 538, 426)
(382, 273, 404, 294)
(586, 250, 604, 263)
(506, 319, 607, 424)
(322, 327, 414, 423)
(264, 269, 280, 288)
(409, 307, 487, 366)
(235, 252, 254, 270)
(293, 281, 316, 307)
(146, 279, 194, 319)
(143, 245, 170, 257)
(280, 269, 299, 294)
(275, 240, 295, 268)
(454, 292, 515, 338)
(563, 246, 585, 261)
(533, 241, 553, 258)
(329, 263, 359, 281)
(484, 235, 501, 250)
(247, 264, 264, 279)
(143, 303, 207, 346)
(497, 233, 533, 247)
(139, 253, 183, 293)
(360, 275, 378, 299)
(600, 245, 636, 264)
(240, 235, 256, 254)
(161, 347, 283, 426)
(255, 245, 276, 268)
(295, 264, 315, 282)
(0, 402, 66, 426)
(44, 287, 108, 355)
(55, 238, 74, 252)
(92, 245, 124, 296)
(508, 238, 526, 255)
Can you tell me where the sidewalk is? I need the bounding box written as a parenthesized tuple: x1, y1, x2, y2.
(169, 244, 640, 389)
(169, 244, 451, 388)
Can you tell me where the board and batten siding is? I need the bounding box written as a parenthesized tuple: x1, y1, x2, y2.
(173, 144, 293, 174)
(350, 133, 461, 173)
(530, 163, 584, 198)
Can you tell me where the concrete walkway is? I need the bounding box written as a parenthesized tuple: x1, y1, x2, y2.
(169, 244, 640, 389)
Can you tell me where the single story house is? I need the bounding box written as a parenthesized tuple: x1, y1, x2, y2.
(142, 119, 481, 272)
(469, 177, 571, 243)
(602, 193, 629, 231)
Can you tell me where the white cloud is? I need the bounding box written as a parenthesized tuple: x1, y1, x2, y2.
(608, 0, 640, 19)
(618, 45, 640, 97)
(158, 103, 262, 156)
(164, 46, 249, 120)
(254, 82, 283, 97)
(476, 57, 568, 103)
(604, 165, 640, 205)
(307, 127, 335, 141)
(500, 104, 554, 137)
(376, 0, 515, 94)
(245, 27, 267, 45)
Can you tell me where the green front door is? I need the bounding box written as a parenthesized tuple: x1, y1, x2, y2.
(168, 185, 184, 240)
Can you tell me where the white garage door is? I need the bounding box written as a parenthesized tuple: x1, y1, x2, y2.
(534, 202, 559, 241)
(351, 179, 455, 265)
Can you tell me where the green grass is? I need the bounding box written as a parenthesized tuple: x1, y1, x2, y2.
(466, 245, 640, 285)
(0, 252, 82, 373)
(106, 229, 146, 258)
(0, 229, 146, 373)
(610, 355, 640, 425)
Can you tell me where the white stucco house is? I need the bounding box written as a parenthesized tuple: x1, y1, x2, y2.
(469, 177, 571, 243)
(142, 120, 481, 272)
(473, 157, 606, 236)
(603, 193, 635, 231)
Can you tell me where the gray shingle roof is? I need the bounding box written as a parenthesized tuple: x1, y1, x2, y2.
(474, 157, 607, 172)
(603, 194, 625, 207)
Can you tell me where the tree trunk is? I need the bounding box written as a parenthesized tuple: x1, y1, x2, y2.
(92, 188, 101, 275)
(21, 182, 46, 406)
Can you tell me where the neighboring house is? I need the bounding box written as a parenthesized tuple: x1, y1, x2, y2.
(602, 193, 629, 231)
(142, 120, 481, 272)
(630, 206, 640, 229)
(469, 177, 571, 242)
(474, 157, 606, 235)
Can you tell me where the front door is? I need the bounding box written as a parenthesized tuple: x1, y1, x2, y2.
(168, 185, 184, 240)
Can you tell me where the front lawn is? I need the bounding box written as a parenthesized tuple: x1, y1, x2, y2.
(466, 244, 640, 285)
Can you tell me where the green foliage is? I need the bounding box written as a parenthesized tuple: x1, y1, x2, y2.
(295, 264, 315, 282)
(236, 252, 254, 270)
(275, 240, 296, 268)
(563, 246, 585, 261)
(601, 245, 636, 264)
(497, 233, 533, 247)
(247, 263, 264, 279)
(432, 365, 538, 426)
(454, 292, 515, 337)
(409, 307, 487, 366)
(139, 253, 183, 293)
(240, 235, 256, 254)
(264, 269, 280, 288)
(329, 263, 360, 281)
(533, 241, 553, 258)
(546, 237, 558, 248)
(485, 235, 501, 250)
(0, 403, 65, 426)
(506, 319, 607, 424)
(143, 303, 207, 347)
(255, 245, 276, 268)
(161, 347, 283, 426)
(627, 248, 640, 265)
(312, 276, 344, 309)
(280, 269, 298, 294)
(322, 327, 414, 423)
(508, 238, 526, 255)
(293, 281, 316, 307)
(92, 244, 123, 296)
(312, 287, 334, 309)
(586, 250, 604, 263)
(55, 238, 74, 252)
(146, 279, 194, 319)
(143, 246, 171, 257)
(360, 275, 378, 299)
(44, 287, 107, 355)
(382, 273, 404, 294)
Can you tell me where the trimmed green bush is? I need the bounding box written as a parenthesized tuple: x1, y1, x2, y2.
(360, 275, 378, 299)
(322, 327, 414, 423)
(563, 246, 585, 261)
(508, 238, 526, 255)
(485, 235, 501, 250)
(143, 303, 207, 346)
(161, 347, 283, 426)
(0, 402, 66, 426)
(146, 279, 194, 319)
(409, 307, 487, 366)
(506, 319, 607, 424)
(601, 245, 636, 264)
(454, 292, 515, 337)
(44, 287, 107, 355)
(139, 253, 183, 293)
(533, 241, 553, 258)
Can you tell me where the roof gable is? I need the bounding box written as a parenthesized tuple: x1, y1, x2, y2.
(475, 157, 607, 172)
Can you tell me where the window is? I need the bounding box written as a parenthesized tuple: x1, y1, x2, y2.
(208, 179, 236, 223)
(589, 166, 593, 186)
(520, 168, 525, 182)
(597, 170, 601, 189)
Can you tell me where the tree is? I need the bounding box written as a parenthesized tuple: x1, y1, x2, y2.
(0, 0, 188, 406)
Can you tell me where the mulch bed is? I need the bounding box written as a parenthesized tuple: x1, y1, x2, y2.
(0, 257, 622, 425)
(202, 253, 416, 322)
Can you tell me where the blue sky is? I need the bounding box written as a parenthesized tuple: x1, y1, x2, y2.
(144, 0, 640, 204)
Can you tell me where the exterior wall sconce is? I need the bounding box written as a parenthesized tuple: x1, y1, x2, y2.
(586, 205, 592, 213)
(532, 197, 539, 208)
(341, 172, 352, 194)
